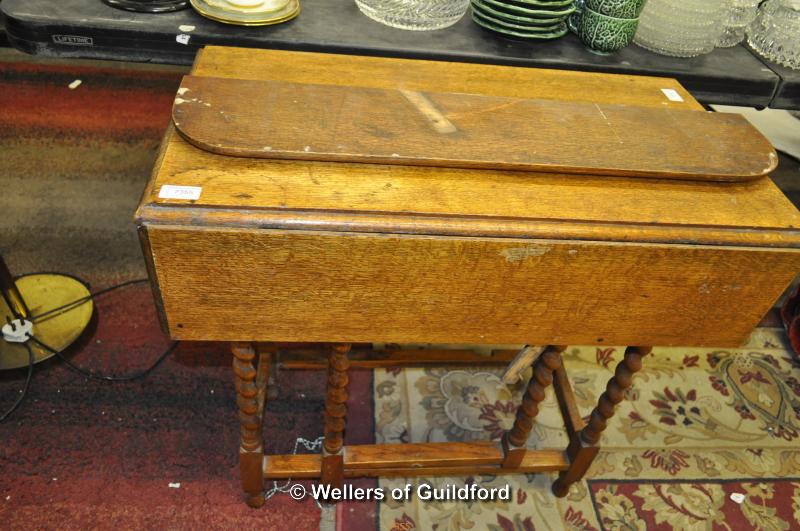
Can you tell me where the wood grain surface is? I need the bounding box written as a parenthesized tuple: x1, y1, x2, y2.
(553, 365, 584, 438)
(193, 47, 703, 111)
(136, 49, 800, 249)
(146, 226, 800, 347)
(263, 442, 569, 478)
(139, 125, 800, 249)
(173, 75, 776, 182)
(277, 347, 521, 369)
(502, 345, 545, 384)
(137, 47, 800, 349)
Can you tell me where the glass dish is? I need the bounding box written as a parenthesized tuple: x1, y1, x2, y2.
(746, 0, 800, 69)
(355, 0, 470, 30)
(717, 0, 760, 48)
(634, 0, 728, 57)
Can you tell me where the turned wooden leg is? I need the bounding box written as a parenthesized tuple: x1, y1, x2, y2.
(502, 345, 566, 468)
(233, 342, 271, 508)
(321, 344, 351, 491)
(255, 344, 275, 425)
(552, 346, 649, 497)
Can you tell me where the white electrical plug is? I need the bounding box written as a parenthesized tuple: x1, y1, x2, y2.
(2, 318, 33, 343)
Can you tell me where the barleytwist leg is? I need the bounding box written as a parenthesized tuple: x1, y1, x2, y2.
(233, 342, 268, 508)
(502, 345, 566, 468)
(322, 344, 351, 490)
(552, 346, 649, 497)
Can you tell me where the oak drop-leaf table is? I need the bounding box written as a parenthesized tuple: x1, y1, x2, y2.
(135, 46, 800, 507)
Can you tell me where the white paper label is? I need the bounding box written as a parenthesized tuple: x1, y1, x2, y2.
(661, 88, 684, 102)
(159, 185, 202, 200)
(176, 34, 191, 45)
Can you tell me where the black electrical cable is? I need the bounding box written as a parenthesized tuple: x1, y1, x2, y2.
(27, 334, 178, 382)
(0, 342, 35, 422)
(0, 275, 177, 422)
(31, 278, 149, 323)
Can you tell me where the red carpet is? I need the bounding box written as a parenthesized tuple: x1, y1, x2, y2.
(0, 284, 378, 529)
(0, 61, 179, 139)
(0, 56, 377, 530)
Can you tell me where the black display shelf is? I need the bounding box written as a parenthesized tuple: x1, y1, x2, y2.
(762, 58, 800, 111)
(0, 0, 789, 108)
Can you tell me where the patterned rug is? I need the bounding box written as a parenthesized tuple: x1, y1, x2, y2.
(375, 327, 800, 531)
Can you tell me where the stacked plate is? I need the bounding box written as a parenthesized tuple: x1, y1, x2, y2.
(190, 0, 300, 26)
(634, 0, 727, 57)
(102, 0, 189, 12)
(471, 0, 575, 40)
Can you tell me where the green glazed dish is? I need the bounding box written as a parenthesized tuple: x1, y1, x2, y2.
(569, 7, 638, 54)
(471, 6, 565, 31)
(472, 12, 569, 39)
(505, 0, 575, 8)
(585, 0, 647, 19)
(478, 0, 576, 18)
(471, 0, 569, 25)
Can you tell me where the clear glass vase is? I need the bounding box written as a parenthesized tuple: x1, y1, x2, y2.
(747, 0, 800, 69)
(355, 0, 470, 30)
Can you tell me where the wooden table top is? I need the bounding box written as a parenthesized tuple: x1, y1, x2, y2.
(137, 46, 800, 250)
(172, 76, 776, 182)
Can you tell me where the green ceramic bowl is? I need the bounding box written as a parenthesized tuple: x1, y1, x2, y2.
(585, 0, 647, 19)
(569, 6, 638, 54)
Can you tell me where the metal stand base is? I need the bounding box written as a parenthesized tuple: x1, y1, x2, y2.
(0, 275, 93, 370)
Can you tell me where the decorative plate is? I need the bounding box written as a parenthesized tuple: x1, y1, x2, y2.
(472, 12, 569, 38)
(477, 0, 576, 17)
(471, 0, 569, 25)
(471, 5, 564, 30)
